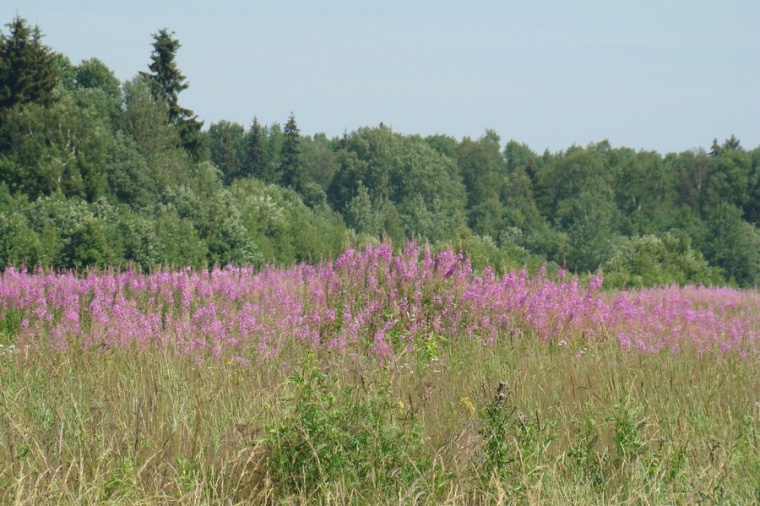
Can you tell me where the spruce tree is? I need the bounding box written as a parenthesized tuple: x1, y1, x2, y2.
(280, 113, 305, 190)
(246, 116, 271, 181)
(0, 16, 57, 111)
(141, 28, 203, 159)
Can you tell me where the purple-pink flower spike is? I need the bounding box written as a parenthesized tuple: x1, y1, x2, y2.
(1, 243, 758, 364)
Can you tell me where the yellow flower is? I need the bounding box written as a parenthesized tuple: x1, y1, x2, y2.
(460, 396, 476, 415)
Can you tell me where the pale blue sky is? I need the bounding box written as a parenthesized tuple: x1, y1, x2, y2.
(6, 1, 759, 153)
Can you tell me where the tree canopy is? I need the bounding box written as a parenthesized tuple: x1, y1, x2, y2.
(1, 14, 759, 288)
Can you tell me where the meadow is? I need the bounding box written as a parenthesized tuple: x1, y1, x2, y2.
(1, 243, 758, 504)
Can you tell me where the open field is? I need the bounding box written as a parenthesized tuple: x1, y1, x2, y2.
(1, 244, 758, 504)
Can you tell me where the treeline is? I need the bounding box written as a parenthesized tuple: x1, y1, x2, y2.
(1, 16, 759, 287)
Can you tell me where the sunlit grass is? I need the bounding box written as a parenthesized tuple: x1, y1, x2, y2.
(2, 323, 757, 504)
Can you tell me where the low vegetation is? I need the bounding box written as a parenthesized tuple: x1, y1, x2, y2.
(1, 245, 758, 504)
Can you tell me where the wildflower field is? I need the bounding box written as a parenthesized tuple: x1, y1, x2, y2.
(1, 244, 758, 504)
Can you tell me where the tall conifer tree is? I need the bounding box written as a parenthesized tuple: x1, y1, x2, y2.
(280, 113, 305, 190)
(0, 16, 57, 111)
(141, 28, 203, 159)
(246, 116, 271, 181)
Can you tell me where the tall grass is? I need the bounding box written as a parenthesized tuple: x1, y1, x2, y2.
(1, 244, 758, 504)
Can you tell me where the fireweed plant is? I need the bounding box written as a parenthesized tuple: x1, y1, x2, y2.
(1, 243, 758, 504)
(1, 242, 757, 361)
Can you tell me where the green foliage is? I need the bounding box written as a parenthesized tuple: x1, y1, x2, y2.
(0, 16, 57, 111)
(672, 148, 711, 216)
(479, 381, 556, 487)
(559, 190, 619, 273)
(744, 147, 760, 225)
(401, 193, 463, 243)
(457, 132, 506, 235)
(207, 120, 246, 183)
(0, 210, 43, 267)
(0, 94, 110, 200)
(158, 162, 257, 267)
(153, 206, 208, 268)
(280, 113, 305, 190)
(696, 202, 760, 287)
(116, 77, 199, 200)
(105, 131, 155, 207)
(603, 233, 720, 288)
(140, 28, 203, 159)
(243, 117, 278, 183)
(705, 137, 752, 213)
(52, 53, 77, 92)
(61, 217, 117, 270)
(301, 132, 340, 191)
(424, 133, 459, 159)
(481, 382, 520, 473)
(329, 125, 467, 242)
(501, 166, 541, 230)
(23, 193, 94, 266)
(344, 184, 406, 244)
(229, 177, 346, 266)
(0, 181, 11, 209)
(606, 389, 647, 461)
(141, 28, 188, 123)
(242, 117, 263, 179)
(504, 140, 538, 174)
(118, 76, 177, 157)
(1, 14, 759, 286)
(520, 222, 569, 266)
(614, 150, 678, 235)
(534, 145, 612, 219)
(114, 210, 162, 270)
(265, 351, 429, 498)
(436, 226, 548, 276)
(74, 57, 121, 99)
(467, 198, 506, 239)
(567, 404, 606, 488)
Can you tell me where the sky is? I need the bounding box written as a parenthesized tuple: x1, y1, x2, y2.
(5, 1, 760, 154)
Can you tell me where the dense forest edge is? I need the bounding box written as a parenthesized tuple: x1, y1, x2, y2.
(1, 16, 759, 288)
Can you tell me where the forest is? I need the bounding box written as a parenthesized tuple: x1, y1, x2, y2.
(2, 16, 760, 288)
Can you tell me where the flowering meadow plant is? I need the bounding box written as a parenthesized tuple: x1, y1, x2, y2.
(2, 243, 757, 363)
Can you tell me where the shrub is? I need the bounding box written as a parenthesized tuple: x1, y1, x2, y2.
(265, 351, 430, 499)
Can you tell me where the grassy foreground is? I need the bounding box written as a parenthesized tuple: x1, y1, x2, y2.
(0, 245, 758, 504)
(2, 326, 758, 504)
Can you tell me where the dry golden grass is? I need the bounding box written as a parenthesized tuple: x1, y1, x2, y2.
(1, 331, 758, 505)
